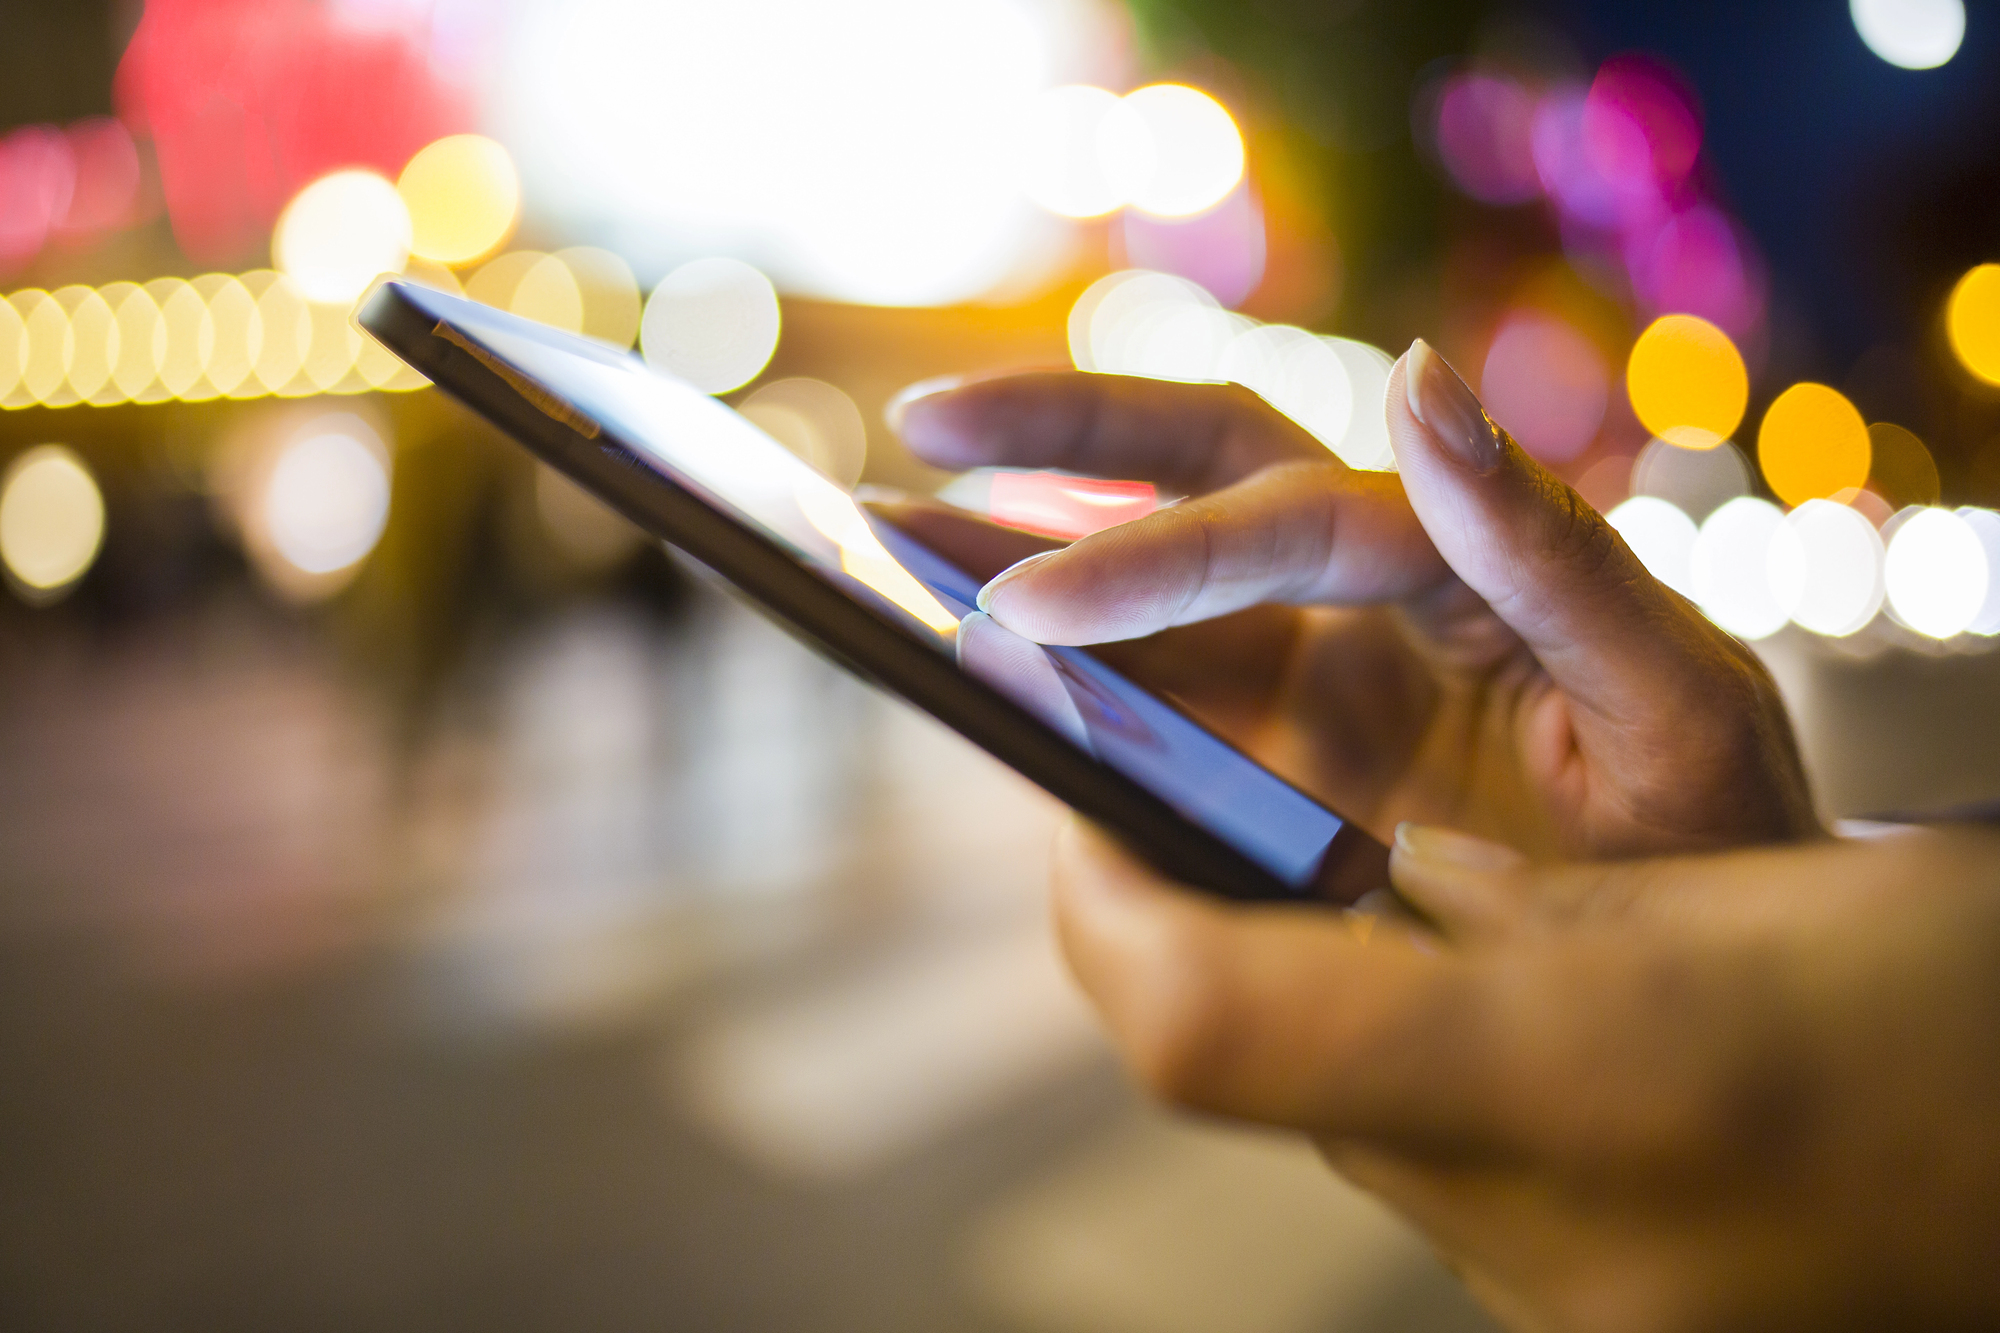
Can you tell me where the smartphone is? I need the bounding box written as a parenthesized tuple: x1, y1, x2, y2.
(357, 279, 1386, 904)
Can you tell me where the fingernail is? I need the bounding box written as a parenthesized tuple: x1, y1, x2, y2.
(1393, 822, 1526, 872)
(976, 549, 1058, 614)
(884, 374, 965, 435)
(1406, 339, 1504, 474)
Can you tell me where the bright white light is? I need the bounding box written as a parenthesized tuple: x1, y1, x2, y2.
(1323, 338, 1396, 470)
(1101, 84, 1245, 218)
(1077, 270, 1219, 375)
(0, 445, 104, 595)
(1630, 435, 1752, 524)
(1016, 85, 1126, 219)
(263, 427, 392, 574)
(1851, 0, 1965, 69)
(1786, 499, 1884, 636)
(1885, 506, 1988, 639)
(273, 170, 413, 305)
(1956, 507, 2000, 635)
(498, 0, 1067, 306)
(1225, 325, 1359, 460)
(1691, 497, 1799, 640)
(641, 258, 782, 395)
(1607, 495, 1697, 599)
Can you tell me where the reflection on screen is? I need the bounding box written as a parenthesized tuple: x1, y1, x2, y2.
(407, 286, 1346, 891)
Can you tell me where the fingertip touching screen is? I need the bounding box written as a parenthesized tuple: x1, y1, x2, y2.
(384, 283, 1349, 895)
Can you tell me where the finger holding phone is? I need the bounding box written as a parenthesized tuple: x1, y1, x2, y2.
(891, 341, 1816, 861)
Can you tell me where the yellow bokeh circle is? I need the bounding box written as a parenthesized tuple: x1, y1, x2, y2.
(1947, 262, 2000, 386)
(398, 135, 522, 268)
(1626, 314, 1748, 450)
(1, 445, 105, 595)
(1758, 382, 1871, 508)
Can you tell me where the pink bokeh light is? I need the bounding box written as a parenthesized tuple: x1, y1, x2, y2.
(1584, 56, 1702, 192)
(0, 127, 76, 274)
(1628, 205, 1766, 339)
(1119, 181, 1267, 309)
(116, 0, 476, 264)
(1479, 312, 1610, 464)
(1434, 73, 1542, 206)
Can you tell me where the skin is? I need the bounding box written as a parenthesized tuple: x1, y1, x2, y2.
(885, 347, 1997, 1328)
(888, 353, 1817, 860)
(1051, 819, 2000, 1333)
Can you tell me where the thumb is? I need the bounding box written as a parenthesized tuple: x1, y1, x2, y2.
(1389, 340, 1767, 746)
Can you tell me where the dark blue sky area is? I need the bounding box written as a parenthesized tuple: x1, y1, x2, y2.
(1563, 0, 2000, 375)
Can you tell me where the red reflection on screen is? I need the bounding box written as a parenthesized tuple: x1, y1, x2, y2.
(988, 472, 1156, 541)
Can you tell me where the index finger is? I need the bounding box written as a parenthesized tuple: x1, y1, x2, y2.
(889, 371, 1333, 495)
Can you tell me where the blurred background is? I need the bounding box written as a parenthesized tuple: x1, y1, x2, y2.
(3, 1, 2000, 1329)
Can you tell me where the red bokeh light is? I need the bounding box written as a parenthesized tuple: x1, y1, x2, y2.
(116, 0, 475, 264)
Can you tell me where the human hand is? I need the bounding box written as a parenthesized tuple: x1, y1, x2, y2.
(1052, 817, 2000, 1332)
(890, 344, 1816, 857)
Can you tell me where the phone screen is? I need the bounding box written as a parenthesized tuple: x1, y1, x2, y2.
(381, 285, 1355, 896)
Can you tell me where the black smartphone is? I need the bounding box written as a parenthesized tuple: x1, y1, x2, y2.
(357, 278, 1386, 904)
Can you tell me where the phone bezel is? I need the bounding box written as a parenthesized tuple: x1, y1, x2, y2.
(356, 278, 1385, 904)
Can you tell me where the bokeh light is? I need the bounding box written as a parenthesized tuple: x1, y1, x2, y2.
(1119, 183, 1266, 309)
(1479, 312, 1608, 463)
(17, 291, 68, 405)
(640, 258, 781, 396)
(1631, 206, 1761, 340)
(274, 170, 413, 305)
(1630, 435, 1752, 523)
(0, 268, 429, 409)
(1867, 422, 1940, 507)
(557, 247, 644, 348)
(500, 0, 1061, 306)
(1433, 73, 1541, 206)
(0, 297, 23, 404)
(0, 445, 104, 598)
(1626, 314, 1747, 450)
(1786, 499, 1885, 636)
(253, 272, 314, 393)
(199, 275, 260, 398)
(1584, 56, 1702, 192)
(1956, 507, 2000, 635)
(1607, 495, 1697, 598)
(1322, 338, 1396, 471)
(1851, 0, 1965, 70)
(1758, 383, 1871, 507)
(262, 422, 392, 576)
(60, 286, 117, 405)
(1692, 496, 1799, 640)
(511, 254, 586, 334)
(1070, 269, 1223, 376)
(740, 378, 869, 490)
(398, 134, 522, 267)
(1016, 85, 1126, 219)
(104, 283, 165, 403)
(1885, 507, 1988, 638)
(1946, 263, 2000, 386)
(1101, 84, 1246, 219)
(1224, 325, 1351, 455)
(1064, 272, 1394, 470)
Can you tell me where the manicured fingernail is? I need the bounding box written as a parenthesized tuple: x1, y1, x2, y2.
(1393, 822, 1526, 872)
(976, 549, 1058, 614)
(884, 375, 965, 435)
(1405, 339, 1504, 474)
